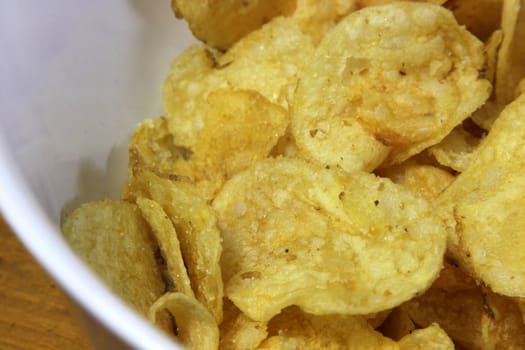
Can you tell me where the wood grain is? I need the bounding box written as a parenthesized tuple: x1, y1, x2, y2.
(0, 215, 92, 350)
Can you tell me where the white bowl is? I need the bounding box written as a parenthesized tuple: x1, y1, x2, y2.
(0, 1, 195, 348)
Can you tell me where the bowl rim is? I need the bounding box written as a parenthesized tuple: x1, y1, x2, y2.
(0, 136, 182, 350)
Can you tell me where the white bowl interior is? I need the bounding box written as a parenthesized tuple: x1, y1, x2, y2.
(0, 0, 196, 348)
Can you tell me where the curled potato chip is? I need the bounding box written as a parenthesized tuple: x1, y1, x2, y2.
(213, 158, 446, 321)
(171, 0, 296, 50)
(149, 292, 219, 350)
(136, 197, 194, 297)
(429, 126, 481, 172)
(397, 323, 454, 350)
(128, 117, 191, 175)
(62, 200, 165, 318)
(292, 2, 491, 172)
(377, 161, 455, 201)
(481, 292, 525, 349)
(437, 93, 525, 296)
(259, 306, 398, 349)
(219, 299, 268, 350)
(127, 169, 224, 323)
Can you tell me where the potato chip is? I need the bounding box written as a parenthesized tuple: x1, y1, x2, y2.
(219, 299, 268, 350)
(62, 200, 165, 318)
(292, 2, 491, 172)
(429, 126, 481, 172)
(133, 90, 288, 199)
(136, 197, 194, 297)
(292, 0, 357, 45)
(377, 161, 455, 201)
(186, 89, 288, 198)
(397, 323, 454, 350)
(127, 169, 224, 323)
(480, 292, 525, 349)
(215, 17, 315, 109)
(128, 116, 191, 175)
(163, 17, 314, 135)
(437, 93, 525, 296)
(163, 45, 228, 148)
(445, 0, 503, 41)
(495, 0, 525, 105)
(170, 0, 296, 50)
(213, 157, 446, 321)
(149, 292, 219, 350)
(260, 306, 398, 349)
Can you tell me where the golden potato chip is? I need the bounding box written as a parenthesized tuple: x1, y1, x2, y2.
(127, 169, 224, 323)
(445, 0, 503, 41)
(213, 157, 446, 321)
(397, 323, 454, 350)
(471, 99, 503, 131)
(292, 2, 491, 172)
(495, 0, 525, 105)
(437, 93, 525, 296)
(378, 161, 455, 201)
(481, 292, 525, 349)
(62, 200, 164, 318)
(163, 45, 228, 148)
(292, 0, 355, 45)
(170, 0, 296, 50)
(136, 197, 193, 297)
(429, 126, 481, 172)
(128, 116, 191, 175)
(215, 17, 315, 109)
(187, 89, 288, 198)
(163, 17, 314, 137)
(133, 90, 288, 199)
(149, 292, 219, 350)
(219, 299, 268, 350)
(260, 306, 398, 349)
(403, 287, 484, 348)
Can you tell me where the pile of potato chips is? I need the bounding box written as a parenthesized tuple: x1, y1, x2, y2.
(62, 1, 525, 348)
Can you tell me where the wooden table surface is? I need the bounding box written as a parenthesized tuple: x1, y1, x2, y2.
(0, 215, 92, 350)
